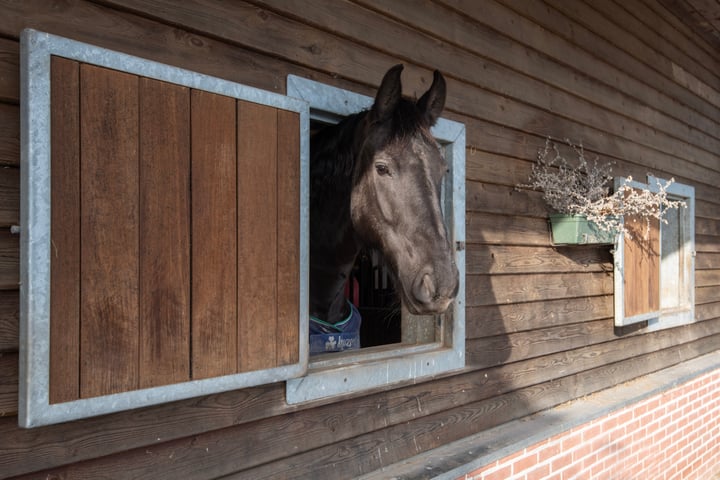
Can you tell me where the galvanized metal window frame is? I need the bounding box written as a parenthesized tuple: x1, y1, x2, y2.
(19, 29, 310, 427)
(613, 176, 695, 329)
(285, 75, 466, 404)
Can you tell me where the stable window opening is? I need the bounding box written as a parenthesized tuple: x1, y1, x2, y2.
(286, 74, 466, 403)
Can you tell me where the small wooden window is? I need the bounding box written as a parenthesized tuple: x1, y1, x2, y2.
(20, 30, 309, 427)
(614, 176, 695, 328)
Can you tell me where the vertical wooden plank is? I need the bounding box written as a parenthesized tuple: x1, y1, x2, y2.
(624, 215, 660, 318)
(80, 64, 139, 398)
(49, 56, 80, 403)
(237, 101, 278, 372)
(276, 109, 300, 366)
(190, 90, 238, 379)
(138, 78, 191, 388)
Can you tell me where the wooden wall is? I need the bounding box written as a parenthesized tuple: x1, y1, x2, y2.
(0, 0, 718, 478)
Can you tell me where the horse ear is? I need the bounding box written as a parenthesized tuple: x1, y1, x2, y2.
(417, 70, 446, 126)
(370, 64, 404, 122)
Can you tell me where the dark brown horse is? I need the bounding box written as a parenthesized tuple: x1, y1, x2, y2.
(309, 65, 458, 347)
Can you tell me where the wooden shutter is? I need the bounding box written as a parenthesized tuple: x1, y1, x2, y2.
(614, 183, 661, 326)
(48, 58, 301, 402)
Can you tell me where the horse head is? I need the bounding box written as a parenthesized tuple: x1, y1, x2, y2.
(349, 65, 459, 315)
(309, 65, 458, 328)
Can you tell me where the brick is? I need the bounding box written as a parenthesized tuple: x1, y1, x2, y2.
(482, 464, 511, 480)
(538, 441, 562, 463)
(512, 451, 538, 475)
(581, 423, 602, 443)
(560, 433, 582, 452)
(525, 463, 550, 480)
(560, 461, 582, 480)
(551, 452, 573, 473)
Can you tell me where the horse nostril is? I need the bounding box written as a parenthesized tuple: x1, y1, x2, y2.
(413, 272, 436, 305)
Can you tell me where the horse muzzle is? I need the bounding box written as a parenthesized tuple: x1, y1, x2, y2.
(407, 264, 459, 315)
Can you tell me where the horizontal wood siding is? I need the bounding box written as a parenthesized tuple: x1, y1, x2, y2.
(0, 0, 718, 478)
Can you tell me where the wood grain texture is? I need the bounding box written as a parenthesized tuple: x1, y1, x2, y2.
(0, 351, 17, 417)
(79, 64, 140, 398)
(466, 272, 612, 307)
(49, 56, 81, 403)
(190, 89, 238, 380)
(103, 0, 720, 189)
(623, 215, 661, 318)
(0, 290, 18, 352)
(0, 103, 19, 167)
(138, 78, 191, 388)
(0, 228, 18, 290)
(0, 37, 19, 104)
(0, 0, 717, 478)
(466, 244, 612, 275)
(237, 100, 278, 372)
(275, 109, 300, 366)
(2, 316, 719, 475)
(466, 295, 613, 338)
(0, 166, 18, 227)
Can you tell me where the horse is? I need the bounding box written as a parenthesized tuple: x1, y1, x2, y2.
(309, 64, 459, 352)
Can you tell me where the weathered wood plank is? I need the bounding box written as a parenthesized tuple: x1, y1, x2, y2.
(0, 351, 17, 417)
(79, 64, 139, 398)
(467, 319, 614, 368)
(496, 0, 720, 132)
(230, 333, 720, 479)
(138, 77, 191, 388)
(466, 212, 551, 246)
(10, 317, 720, 479)
(467, 181, 545, 217)
(466, 295, 612, 338)
(654, 0, 720, 62)
(347, 0, 720, 163)
(466, 244, 612, 275)
(0, 103, 18, 167)
(605, 0, 720, 104)
(101, 0, 720, 187)
(3, 314, 719, 477)
(0, 228, 18, 290)
(275, 108, 301, 366)
(696, 269, 720, 287)
(696, 301, 720, 322)
(466, 271, 612, 307)
(0, 38, 19, 103)
(190, 90, 238, 380)
(237, 101, 278, 372)
(0, 166, 18, 227)
(696, 217, 720, 237)
(696, 252, 720, 270)
(49, 56, 81, 404)
(0, 290, 18, 352)
(697, 285, 719, 305)
(465, 149, 532, 185)
(697, 234, 720, 253)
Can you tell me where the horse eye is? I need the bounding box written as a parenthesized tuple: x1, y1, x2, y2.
(375, 163, 390, 176)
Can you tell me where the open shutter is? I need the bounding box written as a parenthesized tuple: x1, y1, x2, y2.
(20, 30, 308, 427)
(614, 179, 661, 326)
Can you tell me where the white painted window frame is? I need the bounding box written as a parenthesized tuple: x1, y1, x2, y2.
(285, 75, 466, 404)
(613, 176, 695, 330)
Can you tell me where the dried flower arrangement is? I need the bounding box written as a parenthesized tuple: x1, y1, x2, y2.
(518, 138, 685, 239)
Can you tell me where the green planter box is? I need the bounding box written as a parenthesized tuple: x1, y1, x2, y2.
(548, 214, 616, 245)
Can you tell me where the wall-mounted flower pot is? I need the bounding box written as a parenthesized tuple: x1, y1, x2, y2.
(548, 214, 616, 245)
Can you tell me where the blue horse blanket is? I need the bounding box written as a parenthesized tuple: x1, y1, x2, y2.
(309, 301, 361, 354)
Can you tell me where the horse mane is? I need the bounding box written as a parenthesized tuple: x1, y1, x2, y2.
(310, 97, 432, 189)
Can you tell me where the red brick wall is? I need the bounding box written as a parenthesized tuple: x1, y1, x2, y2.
(463, 369, 720, 480)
